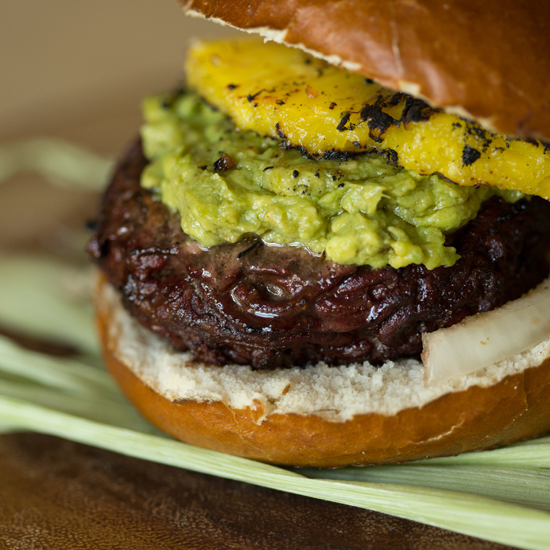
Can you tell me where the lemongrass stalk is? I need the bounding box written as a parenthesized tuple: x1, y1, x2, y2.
(0, 423, 18, 434)
(516, 436, 550, 447)
(0, 380, 153, 432)
(0, 396, 549, 550)
(0, 138, 113, 191)
(0, 336, 117, 396)
(303, 464, 550, 511)
(0, 255, 99, 355)
(420, 439, 550, 468)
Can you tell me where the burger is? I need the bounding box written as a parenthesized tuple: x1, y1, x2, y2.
(87, 0, 550, 467)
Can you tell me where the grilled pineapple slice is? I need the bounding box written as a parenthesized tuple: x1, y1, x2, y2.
(187, 39, 550, 199)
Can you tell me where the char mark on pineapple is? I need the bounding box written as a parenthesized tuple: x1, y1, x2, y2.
(88, 140, 550, 370)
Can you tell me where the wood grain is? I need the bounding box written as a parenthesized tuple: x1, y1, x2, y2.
(0, 433, 518, 550)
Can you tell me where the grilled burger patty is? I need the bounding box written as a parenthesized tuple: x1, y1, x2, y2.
(88, 141, 550, 370)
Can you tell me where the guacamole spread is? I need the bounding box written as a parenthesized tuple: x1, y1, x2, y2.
(140, 91, 521, 269)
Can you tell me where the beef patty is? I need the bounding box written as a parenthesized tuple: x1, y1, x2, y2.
(88, 141, 550, 369)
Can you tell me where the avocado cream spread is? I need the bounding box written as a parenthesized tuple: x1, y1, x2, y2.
(140, 91, 521, 269)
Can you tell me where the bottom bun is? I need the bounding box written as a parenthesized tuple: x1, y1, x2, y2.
(97, 276, 550, 467)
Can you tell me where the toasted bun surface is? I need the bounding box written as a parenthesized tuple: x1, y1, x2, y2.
(97, 276, 550, 467)
(181, 0, 550, 141)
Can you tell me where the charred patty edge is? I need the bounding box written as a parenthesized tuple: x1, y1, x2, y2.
(88, 140, 550, 369)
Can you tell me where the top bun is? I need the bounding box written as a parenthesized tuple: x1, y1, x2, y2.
(181, 0, 550, 141)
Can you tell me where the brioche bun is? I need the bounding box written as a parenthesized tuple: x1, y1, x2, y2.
(182, 0, 550, 141)
(97, 276, 550, 467)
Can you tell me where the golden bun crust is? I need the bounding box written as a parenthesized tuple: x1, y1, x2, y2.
(181, 0, 550, 141)
(97, 283, 550, 467)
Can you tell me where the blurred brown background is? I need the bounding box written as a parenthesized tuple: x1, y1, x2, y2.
(0, 0, 234, 250)
(0, 0, 234, 141)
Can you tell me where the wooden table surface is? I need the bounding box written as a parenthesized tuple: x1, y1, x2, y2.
(0, 432, 517, 550)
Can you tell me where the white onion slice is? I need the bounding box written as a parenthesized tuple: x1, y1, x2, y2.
(422, 278, 550, 385)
